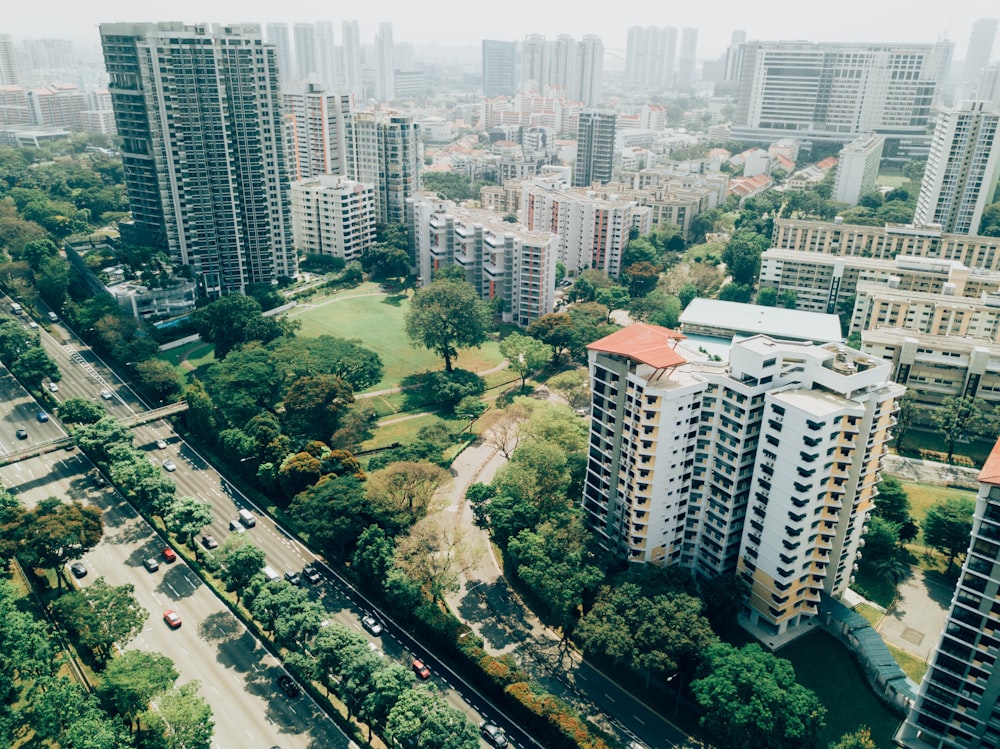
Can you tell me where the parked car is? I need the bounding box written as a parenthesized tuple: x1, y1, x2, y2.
(302, 564, 321, 584)
(92, 473, 107, 488)
(143, 558, 160, 572)
(162, 459, 177, 472)
(361, 615, 383, 636)
(277, 674, 300, 697)
(47, 311, 58, 322)
(46, 381, 59, 392)
(69, 561, 87, 578)
(201, 534, 218, 549)
(480, 721, 509, 748)
(412, 659, 431, 680)
(163, 609, 182, 629)
(284, 570, 301, 586)
(161, 548, 177, 563)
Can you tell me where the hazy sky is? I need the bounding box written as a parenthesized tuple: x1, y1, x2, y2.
(5, 0, 1000, 59)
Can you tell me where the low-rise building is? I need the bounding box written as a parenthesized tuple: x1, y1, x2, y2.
(290, 175, 377, 261)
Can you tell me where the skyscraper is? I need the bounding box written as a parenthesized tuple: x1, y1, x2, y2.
(282, 83, 353, 181)
(625, 26, 677, 89)
(677, 27, 698, 90)
(0, 35, 23, 86)
(896, 436, 1000, 749)
(914, 100, 1000, 235)
(574, 35, 604, 105)
(574, 108, 616, 187)
(265, 23, 294, 83)
(482, 40, 517, 98)
(101, 22, 295, 296)
(348, 111, 419, 224)
(374, 22, 395, 102)
(733, 41, 953, 154)
(315, 21, 338, 90)
(963, 19, 998, 87)
(833, 134, 886, 206)
(341, 21, 361, 96)
(521, 34, 550, 93)
(293, 23, 319, 82)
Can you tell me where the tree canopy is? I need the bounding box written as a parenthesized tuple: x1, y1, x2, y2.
(404, 279, 492, 372)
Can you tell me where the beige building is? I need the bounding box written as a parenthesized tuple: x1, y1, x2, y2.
(290, 175, 377, 261)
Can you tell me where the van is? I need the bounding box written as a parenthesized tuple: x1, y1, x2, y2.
(10, 302, 21, 315)
(47, 311, 58, 322)
(262, 565, 280, 582)
(237, 508, 257, 528)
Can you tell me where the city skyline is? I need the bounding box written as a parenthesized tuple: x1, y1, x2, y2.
(4, 0, 999, 61)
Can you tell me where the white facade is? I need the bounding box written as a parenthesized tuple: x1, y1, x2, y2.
(914, 100, 1000, 235)
(583, 324, 902, 640)
(833, 134, 885, 206)
(282, 84, 353, 181)
(349, 111, 420, 224)
(408, 195, 557, 327)
(624, 26, 677, 89)
(290, 175, 376, 261)
(375, 23, 395, 102)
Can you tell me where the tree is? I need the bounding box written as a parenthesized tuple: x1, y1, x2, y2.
(99, 650, 178, 732)
(281, 374, 354, 440)
(526, 313, 576, 362)
(11, 345, 59, 389)
(692, 643, 826, 749)
(405, 279, 492, 372)
(678, 282, 699, 310)
(594, 286, 630, 318)
(352, 524, 395, 588)
(164, 496, 214, 552)
(0, 318, 37, 365)
(216, 536, 266, 602)
(479, 402, 531, 459)
(270, 335, 384, 392)
(364, 243, 411, 280)
(52, 578, 148, 661)
(394, 515, 477, 603)
(924, 496, 975, 574)
(133, 359, 182, 403)
(892, 390, 917, 452)
(290, 474, 377, 560)
(205, 345, 283, 426)
(191, 294, 292, 360)
(359, 662, 415, 739)
(57, 397, 105, 425)
(721, 231, 769, 285)
(931, 395, 993, 462)
(757, 287, 778, 306)
(980, 201, 1000, 236)
(385, 686, 479, 749)
(547, 369, 590, 410)
(455, 395, 486, 426)
(367, 462, 450, 523)
(141, 681, 213, 749)
(874, 477, 918, 542)
(622, 261, 661, 297)
(16, 497, 103, 587)
(498, 332, 552, 388)
(829, 727, 877, 749)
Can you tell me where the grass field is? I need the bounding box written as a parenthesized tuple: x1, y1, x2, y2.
(286, 288, 505, 392)
(779, 630, 902, 748)
(887, 643, 928, 684)
(877, 174, 909, 188)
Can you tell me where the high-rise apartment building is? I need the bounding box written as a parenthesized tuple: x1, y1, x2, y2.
(583, 322, 902, 637)
(101, 22, 295, 296)
(482, 40, 517, 98)
(315, 21, 337, 90)
(408, 195, 557, 327)
(574, 108, 616, 187)
(290, 175, 376, 261)
(282, 83, 353, 181)
(625, 26, 678, 89)
(963, 19, 998, 88)
(520, 34, 603, 103)
(293, 23, 319, 82)
(0, 35, 23, 87)
(521, 176, 649, 277)
(914, 100, 1000, 235)
(677, 28, 698, 90)
(265, 23, 294, 83)
(374, 23, 395, 102)
(724, 30, 747, 83)
(833, 134, 886, 206)
(341, 21, 361, 96)
(574, 35, 604, 106)
(733, 41, 953, 155)
(349, 111, 419, 224)
(896, 437, 1000, 749)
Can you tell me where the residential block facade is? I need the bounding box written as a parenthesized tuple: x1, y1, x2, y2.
(290, 175, 376, 261)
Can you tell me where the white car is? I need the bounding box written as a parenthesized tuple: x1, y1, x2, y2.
(100, 389, 113, 400)
(162, 459, 177, 472)
(46, 382, 59, 392)
(155, 439, 168, 449)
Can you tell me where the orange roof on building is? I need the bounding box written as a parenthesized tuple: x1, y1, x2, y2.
(817, 156, 838, 170)
(586, 323, 687, 368)
(979, 437, 1000, 485)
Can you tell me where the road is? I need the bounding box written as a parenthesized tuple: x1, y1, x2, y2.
(5, 304, 528, 749)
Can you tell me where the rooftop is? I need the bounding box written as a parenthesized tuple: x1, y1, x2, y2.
(587, 323, 687, 369)
(979, 437, 1000, 486)
(680, 299, 842, 344)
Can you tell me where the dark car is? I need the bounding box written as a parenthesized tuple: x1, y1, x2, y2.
(302, 564, 321, 584)
(15, 428, 27, 440)
(480, 721, 509, 747)
(69, 561, 87, 579)
(277, 674, 300, 697)
(284, 570, 301, 586)
(36, 411, 49, 423)
(201, 534, 218, 550)
(143, 558, 160, 572)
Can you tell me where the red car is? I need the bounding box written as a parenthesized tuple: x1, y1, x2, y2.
(163, 610, 182, 629)
(412, 659, 431, 679)
(162, 548, 177, 563)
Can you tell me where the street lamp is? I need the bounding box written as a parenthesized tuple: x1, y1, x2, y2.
(666, 671, 683, 717)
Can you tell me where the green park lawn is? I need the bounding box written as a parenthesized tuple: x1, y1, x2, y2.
(285, 288, 505, 392)
(779, 630, 902, 748)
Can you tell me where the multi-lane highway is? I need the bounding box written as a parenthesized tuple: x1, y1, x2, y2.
(3, 308, 536, 749)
